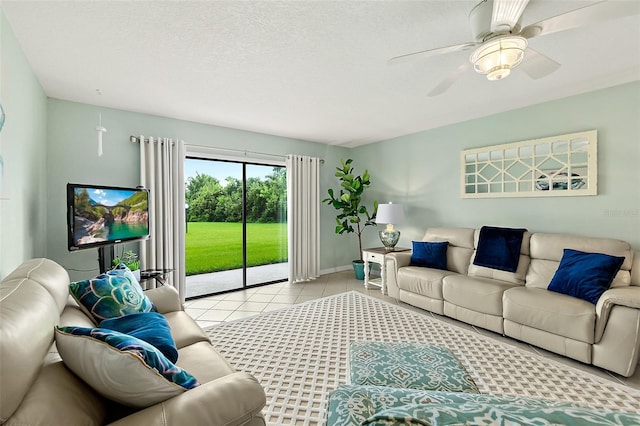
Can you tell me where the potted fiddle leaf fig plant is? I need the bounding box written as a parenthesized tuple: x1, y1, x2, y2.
(323, 158, 378, 280)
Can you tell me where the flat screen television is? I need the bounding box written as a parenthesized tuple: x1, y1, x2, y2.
(67, 183, 150, 252)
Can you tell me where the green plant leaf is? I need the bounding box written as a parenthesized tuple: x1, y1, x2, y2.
(324, 158, 375, 258)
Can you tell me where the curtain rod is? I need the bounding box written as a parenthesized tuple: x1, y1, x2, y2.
(130, 135, 324, 163)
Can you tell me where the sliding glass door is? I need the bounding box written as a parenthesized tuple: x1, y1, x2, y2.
(245, 164, 288, 286)
(184, 157, 287, 298)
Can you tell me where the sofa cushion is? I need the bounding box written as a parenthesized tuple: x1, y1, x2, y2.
(468, 252, 530, 285)
(423, 227, 475, 274)
(527, 233, 632, 289)
(503, 287, 595, 343)
(55, 326, 199, 408)
(175, 341, 236, 384)
(548, 249, 624, 304)
(163, 311, 211, 349)
(423, 227, 474, 249)
(99, 312, 178, 363)
(443, 275, 517, 316)
(69, 270, 156, 323)
(409, 241, 448, 270)
(397, 267, 455, 300)
(4, 361, 107, 426)
(0, 259, 69, 422)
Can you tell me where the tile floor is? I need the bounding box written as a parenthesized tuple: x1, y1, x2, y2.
(185, 269, 640, 390)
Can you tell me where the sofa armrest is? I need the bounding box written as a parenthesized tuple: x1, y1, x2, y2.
(145, 286, 183, 314)
(385, 252, 412, 299)
(108, 372, 266, 426)
(595, 286, 640, 342)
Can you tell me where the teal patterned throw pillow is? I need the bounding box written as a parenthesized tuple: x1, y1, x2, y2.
(109, 262, 141, 285)
(55, 326, 199, 408)
(70, 266, 155, 323)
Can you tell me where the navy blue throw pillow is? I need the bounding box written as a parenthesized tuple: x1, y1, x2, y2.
(547, 249, 625, 304)
(410, 241, 448, 270)
(99, 312, 178, 363)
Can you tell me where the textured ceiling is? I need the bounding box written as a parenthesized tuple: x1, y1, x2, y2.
(2, 1, 639, 147)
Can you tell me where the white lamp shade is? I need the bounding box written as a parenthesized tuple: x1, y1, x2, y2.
(376, 203, 405, 224)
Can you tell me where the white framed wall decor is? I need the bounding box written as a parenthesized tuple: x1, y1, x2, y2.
(461, 130, 597, 198)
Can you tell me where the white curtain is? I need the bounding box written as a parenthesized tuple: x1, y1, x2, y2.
(139, 136, 186, 301)
(286, 155, 320, 283)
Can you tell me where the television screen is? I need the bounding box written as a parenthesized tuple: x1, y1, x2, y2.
(67, 183, 150, 251)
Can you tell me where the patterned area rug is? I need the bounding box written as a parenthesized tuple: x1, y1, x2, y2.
(205, 291, 640, 425)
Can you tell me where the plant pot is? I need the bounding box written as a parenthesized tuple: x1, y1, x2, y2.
(352, 260, 371, 281)
(132, 269, 141, 282)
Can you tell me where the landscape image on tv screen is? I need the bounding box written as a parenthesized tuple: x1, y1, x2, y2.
(71, 186, 149, 248)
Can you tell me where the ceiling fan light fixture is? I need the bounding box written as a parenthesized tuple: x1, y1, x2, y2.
(470, 35, 527, 81)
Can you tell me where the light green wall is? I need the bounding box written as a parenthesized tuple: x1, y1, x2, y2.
(354, 81, 640, 251)
(0, 11, 48, 278)
(3, 5, 638, 280)
(46, 99, 352, 280)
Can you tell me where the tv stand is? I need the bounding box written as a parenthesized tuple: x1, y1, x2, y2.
(97, 245, 115, 274)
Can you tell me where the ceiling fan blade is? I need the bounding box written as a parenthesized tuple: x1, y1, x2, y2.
(428, 62, 472, 97)
(519, 48, 561, 80)
(491, 0, 530, 33)
(388, 42, 477, 65)
(520, 0, 640, 39)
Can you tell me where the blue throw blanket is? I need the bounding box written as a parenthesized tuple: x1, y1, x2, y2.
(473, 226, 527, 273)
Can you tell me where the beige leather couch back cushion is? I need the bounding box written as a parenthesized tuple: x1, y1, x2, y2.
(0, 259, 70, 422)
(631, 251, 640, 286)
(423, 227, 475, 274)
(526, 233, 632, 289)
(467, 230, 532, 285)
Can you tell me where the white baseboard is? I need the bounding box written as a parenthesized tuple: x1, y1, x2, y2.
(320, 264, 352, 275)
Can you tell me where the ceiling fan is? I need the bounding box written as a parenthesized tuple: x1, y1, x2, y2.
(389, 0, 640, 96)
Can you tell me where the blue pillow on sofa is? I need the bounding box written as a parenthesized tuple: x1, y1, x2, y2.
(410, 241, 448, 270)
(100, 312, 178, 363)
(547, 249, 624, 304)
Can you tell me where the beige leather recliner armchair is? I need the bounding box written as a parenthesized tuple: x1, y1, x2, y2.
(0, 258, 266, 425)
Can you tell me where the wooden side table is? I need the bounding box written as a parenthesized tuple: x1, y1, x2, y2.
(362, 247, 410, 295)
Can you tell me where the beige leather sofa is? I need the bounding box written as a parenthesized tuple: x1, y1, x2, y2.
(386, 227, 640, 377)
(0, 258, 266, 425)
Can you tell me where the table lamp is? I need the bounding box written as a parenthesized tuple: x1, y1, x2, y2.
(376, 202, 405, 251)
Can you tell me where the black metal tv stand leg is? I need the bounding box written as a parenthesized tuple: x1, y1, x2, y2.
(97, 245, 115, 274)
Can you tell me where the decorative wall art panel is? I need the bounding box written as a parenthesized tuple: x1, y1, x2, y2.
(461, 130, 597, 198)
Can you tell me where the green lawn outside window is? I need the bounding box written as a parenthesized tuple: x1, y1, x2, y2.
(185, 222, 288, 275)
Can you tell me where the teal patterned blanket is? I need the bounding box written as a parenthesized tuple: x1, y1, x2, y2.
(349, 342, 478, 393)
(327, 385, 640, 425)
